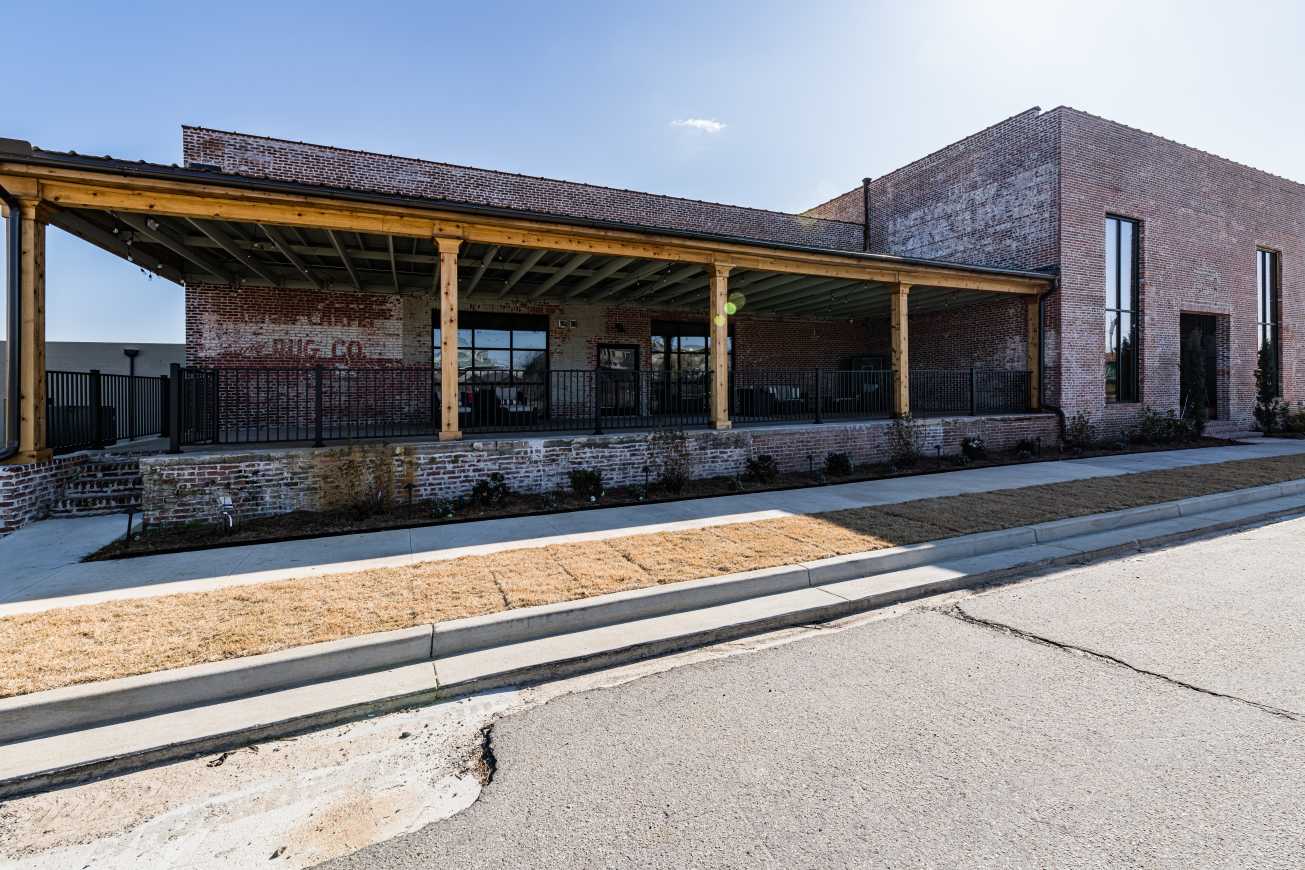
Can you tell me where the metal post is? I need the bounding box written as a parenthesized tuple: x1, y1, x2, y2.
(167, 364, 181, 453)
(969, 368, 977, 416)
(89, 368, 105, 449)
(592, 370, 603, 435)
(814, 368, 823, 424)
(159, 374, 170, 439)
(313, 365, 325, 447)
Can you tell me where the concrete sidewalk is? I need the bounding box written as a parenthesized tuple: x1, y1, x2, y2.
(3, 438, 1304, 616)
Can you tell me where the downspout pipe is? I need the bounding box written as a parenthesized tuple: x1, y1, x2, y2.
(0, 187, 20, 461)
(861, 177, 872, 252)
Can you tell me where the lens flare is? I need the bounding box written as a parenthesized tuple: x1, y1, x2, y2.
(724, 302, 738, 316)
(728, 291, 747, 311)
(713, 314, 726, 327)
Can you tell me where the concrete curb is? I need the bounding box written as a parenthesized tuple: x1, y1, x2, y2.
(1, 480, 1300, 749)
(3, 484, 1305, 798)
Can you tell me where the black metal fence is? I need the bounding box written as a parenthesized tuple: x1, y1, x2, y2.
(46, 369, 168, 453)
(167, 364, 1033, 448)
(909, 368, 1031, 417)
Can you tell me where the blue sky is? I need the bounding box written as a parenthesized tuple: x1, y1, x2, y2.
(4, 0, 1304, 342)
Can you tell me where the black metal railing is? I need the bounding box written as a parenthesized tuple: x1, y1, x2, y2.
(167, 364, 1033, 447)
(909, 368, 1031, 417)
(46, 369, 167, 453)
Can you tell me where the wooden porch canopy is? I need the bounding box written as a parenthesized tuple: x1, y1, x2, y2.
(0, 140, 1053, 459)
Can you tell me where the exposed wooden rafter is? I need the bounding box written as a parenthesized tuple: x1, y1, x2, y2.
(564, 256, 635, 300)
(497, 248, 547, 298)
(529, 252, 591, 300)
(187, 218, 281, 287)
(51, 208, 184, 283)
(327, 229, 363, 291)
(259, 223, 322, 290)
(586, 259, 668, 301)
(112, 212, 236, 283)
(465, 244, 499, 296)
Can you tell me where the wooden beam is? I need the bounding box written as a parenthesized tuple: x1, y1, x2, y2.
(113, 212, 236, 283)
(633, 263, 702, 301)
(891, 283, 910, 418)
(327, 229, 363, 291)
(187, 218, 281, 286)
(496, 248, 547, 298)
(387, 235, 400, 294)
(587, 259, 668, 301)
(529, 252, 591, 300)
(1027, 296, 1041, 410)
(8, 200, 50, 462)
(565, 256, 634, 300)
(11, 167, 1049, 295)
(50, 208, 184, 283)
(259, 224, 322, 290)
(436, 237, 462, 441)
(465, 244, 499, 296)
(709, 263, 732, 430)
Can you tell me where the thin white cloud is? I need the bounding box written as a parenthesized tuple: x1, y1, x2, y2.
(670, 118, 726, 134)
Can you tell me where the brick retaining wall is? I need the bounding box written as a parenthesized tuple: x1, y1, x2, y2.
(140, 414, 1059, 528)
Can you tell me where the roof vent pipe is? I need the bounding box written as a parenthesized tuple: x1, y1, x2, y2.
(861, 177, 872, 252)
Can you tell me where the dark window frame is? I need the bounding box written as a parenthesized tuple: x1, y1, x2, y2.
(650, 320, 734, 373)
(1105, 215, 1141, 404)
(432, 311, 550, 386)
(1256, 248, 1282, 396)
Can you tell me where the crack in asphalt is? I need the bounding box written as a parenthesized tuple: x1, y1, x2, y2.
(941, 603, 1305, 724)
(470, 723, 498, 787)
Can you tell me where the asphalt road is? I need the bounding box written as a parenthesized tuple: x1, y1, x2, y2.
(321, 515, 1305, 869)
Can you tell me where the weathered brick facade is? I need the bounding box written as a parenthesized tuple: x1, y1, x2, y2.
(811, 106, 1304, 434)
(141, 414, 1058, 528)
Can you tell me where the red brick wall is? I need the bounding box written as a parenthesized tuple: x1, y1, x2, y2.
(805, 107, 1061, 273)
(141, 414, 1059, 528)
(1057, 108, 1305, 433)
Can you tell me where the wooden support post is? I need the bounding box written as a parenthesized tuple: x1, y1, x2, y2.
(709, 262, 732, 430)
(890, 282, 911, 418)
(1026, 296, 1042, 411)
(9, 198, 50, 463)
(436, 237, 463, 441)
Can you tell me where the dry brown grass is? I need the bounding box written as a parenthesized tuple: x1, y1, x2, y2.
(4, 453, 1304, 699)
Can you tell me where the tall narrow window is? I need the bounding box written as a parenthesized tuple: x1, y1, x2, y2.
(1256, 248, 1281, 396)
(1105, 216, 1140, 402)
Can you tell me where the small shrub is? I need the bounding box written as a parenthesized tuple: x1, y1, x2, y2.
(430, 498, 455, 518)
(949, 453, 972, 467)
(960, 436, 986, 460)
(744, 454, 780, 483)
(1063, 411, 1095, 450)
(1254, 341, 1284, 434)
(1284, 403, 1305, 435)
(469, 472, 510, 507)
(650, 429, 694, 494)
(824, 451, 853, 477)
(887, 416, 922, 469)
(569, 468, 604, 500)
(1013, 437, 1037, 456)
(349, 486, 389, 520)
(1134, 406, 1197, 446)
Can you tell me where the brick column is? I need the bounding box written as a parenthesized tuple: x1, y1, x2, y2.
(891, 282, 910, 417)
(436, 237, 462, 441)
(709, 262, 732, 430)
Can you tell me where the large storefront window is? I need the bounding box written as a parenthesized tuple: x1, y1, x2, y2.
(650, 320, 732, 372)
(433, 312, 549, 383)
(1105, 216, 1140, 403)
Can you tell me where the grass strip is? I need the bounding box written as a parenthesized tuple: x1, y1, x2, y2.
(3, 453, 1304, 699)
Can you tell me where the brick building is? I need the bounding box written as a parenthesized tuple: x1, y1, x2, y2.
(808, 106, 1301, 435)
(0, 106, 1297, 530)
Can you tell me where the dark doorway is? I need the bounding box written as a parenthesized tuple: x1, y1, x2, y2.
(1180, 313, 1219, 420)
(597, 344, 640, 416)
